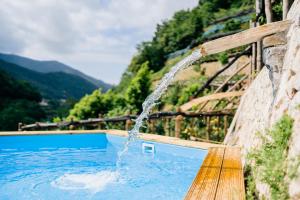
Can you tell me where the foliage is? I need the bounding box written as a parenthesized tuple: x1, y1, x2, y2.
(244, 165, 258, 200)
(53, 117, 62, 123)
(0, 100, 45, 131)
(223, 19, 241, 32)
(247, 115, 297, 200)
(0, 70, 41, 103)
(177, 83, 199, 105)
(162, 84, 182, 106)
(218, 52, 229, 65)
(0, 70, 45, 130)
(272, 0, 283, 21)
(67, 63, 152, 120)
(125, 62, 152, 113)
(151, 50, 192, 82)
(68, 89, 115, 120)
(46, 98, 77, 120)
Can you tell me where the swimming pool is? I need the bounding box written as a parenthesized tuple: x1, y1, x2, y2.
(0, 133, 207, 200)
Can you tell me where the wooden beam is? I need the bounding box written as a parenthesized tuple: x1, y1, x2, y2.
(192, 47, 251, 98)
(215, 62, 250, 93)
(180, 91, 244, 112)
(210, 76, 248, 111)
(198, 20, 292, 56)
(197, 62, 249, 111)
(227, 75, 249, 92)
(263, 32, 287, 48)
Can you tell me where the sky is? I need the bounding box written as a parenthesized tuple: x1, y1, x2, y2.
(0, 0, 198, 84)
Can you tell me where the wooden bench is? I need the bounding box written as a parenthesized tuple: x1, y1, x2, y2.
(185, 147, 245, 200)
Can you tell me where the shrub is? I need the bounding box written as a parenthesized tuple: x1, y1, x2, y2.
(218, 52, 229, 65)
(246, 115, 297, 200)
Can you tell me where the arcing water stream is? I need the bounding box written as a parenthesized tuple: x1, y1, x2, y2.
(117, 49, 202, 165)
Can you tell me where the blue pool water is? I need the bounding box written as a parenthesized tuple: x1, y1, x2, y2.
(0, 134, 207, 200)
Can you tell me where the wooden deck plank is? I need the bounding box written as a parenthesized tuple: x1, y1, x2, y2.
(185, 147, 245, 200)
(215, 148, 245, 200)
(185, 147, 225, 200)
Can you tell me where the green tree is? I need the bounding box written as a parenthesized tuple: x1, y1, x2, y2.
(0, 100, 45, 131)
(68, 89, 127, 120)
(0, 70, 45, 130)
(178, 83, 199, 105)
(68, 89, 110, 120)
(125, 62, 152, 113)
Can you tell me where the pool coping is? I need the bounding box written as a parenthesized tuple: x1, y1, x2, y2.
(0, 129, 225, 150)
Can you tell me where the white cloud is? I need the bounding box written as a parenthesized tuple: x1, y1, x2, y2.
(0, 0, 198, 84)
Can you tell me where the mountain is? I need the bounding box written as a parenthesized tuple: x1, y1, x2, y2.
(0, 59, 100, 100)
(0, 53, 111, 90)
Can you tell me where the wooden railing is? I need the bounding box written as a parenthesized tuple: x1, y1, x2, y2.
(19, 110, 234, 143)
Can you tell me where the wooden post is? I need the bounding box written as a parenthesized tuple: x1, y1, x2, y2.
(224, 115, 228, 136)
(257, 40, 263, 72)
(206, 116, 210, 140)
(283, 0, 288, 20)
(125, 118, 132, 131)
(256, 6, 263, 73)
(175, 116, 183, 138)
(18, 123, 23, 131)
(69, 117, 75, 130)
(256, 0, 263, 17)
(255, 0, 264, 72)
(149, 119, 156, 134)
(164, 118, 170, 136)
(283, 0, 290, 20)
(249, 20, 257, 81)
(264, 0, 273, 23)
(98, 114, 103, 130)
(175, 107, 183, 138)
(69, 124, 75, 130)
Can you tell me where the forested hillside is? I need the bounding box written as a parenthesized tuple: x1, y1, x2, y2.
(0, 59, 99, 100)
(0, 53, 111, 90)
(67, 0, 255, 121)
(0, 70, 45, 130)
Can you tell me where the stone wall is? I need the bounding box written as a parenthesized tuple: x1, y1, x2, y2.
(224, 0, 300, 199)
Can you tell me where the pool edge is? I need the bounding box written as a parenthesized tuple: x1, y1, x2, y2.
(0, 129, 225, 150)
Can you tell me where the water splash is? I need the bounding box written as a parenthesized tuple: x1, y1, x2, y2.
(117, 49, 202, 165)
(51, 170, 119, 193)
